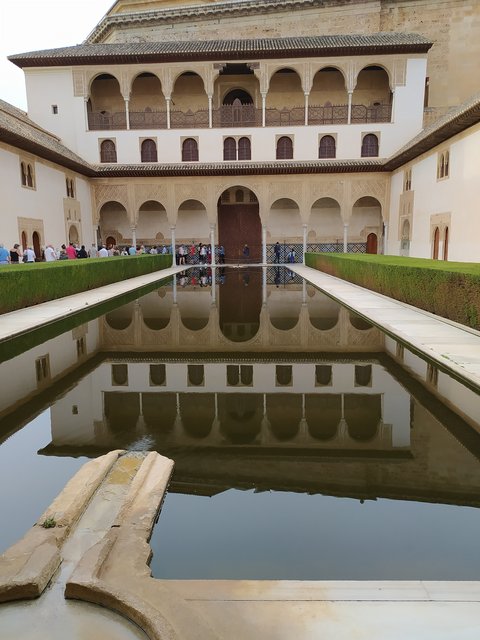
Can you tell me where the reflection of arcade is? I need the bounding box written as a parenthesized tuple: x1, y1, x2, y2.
(220, 269, 262, 342)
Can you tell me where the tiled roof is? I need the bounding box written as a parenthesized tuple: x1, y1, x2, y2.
(9, 33, 432, 67)
(383, 91, 480, 170)
(0, 100, 95, 176)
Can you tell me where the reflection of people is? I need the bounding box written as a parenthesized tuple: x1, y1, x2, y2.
(242, 244, 250, 261)
(218, 245, 225, 264)
(287, 247, 296, 263)
(274, 242, 281, 263)
(274, 266, 281, 287)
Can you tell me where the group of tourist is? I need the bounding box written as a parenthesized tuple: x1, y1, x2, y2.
(176, 242, 226, 266)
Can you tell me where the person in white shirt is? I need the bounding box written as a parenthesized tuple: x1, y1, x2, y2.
(44, 244, 57, 262)
(24, 246, 36, 263)
(98, 245, 109, 258)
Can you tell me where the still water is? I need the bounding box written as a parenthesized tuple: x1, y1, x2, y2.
(0, 267, 479, 580)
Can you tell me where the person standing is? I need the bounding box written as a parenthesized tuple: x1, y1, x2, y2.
(242, 244, 250, 262)
(218, 245, 225, 264)
(66, 243, 77, 259)
(89, 244, 98, 258)
(128, 245, 136, 256)
(44, 244, 57, 261)
(9, 243, 22, 264)
(98, 245, 109, 258)
(24, 246, 36, 263)
(178, 244, 186, 265)
(274, 241, 281, 263)
(0, 244, 10, 264)
(77, 245, 88, 258)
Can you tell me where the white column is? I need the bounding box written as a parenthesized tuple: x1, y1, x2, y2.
(210, 224, 216, 265)
(166, 97, 171, 130)
(262, 225, 267, 264)
(383, 222, 389, 255)
(262, 266, 267, 305)
(304, 93, 309, 126)
(170, 226, 176, 266)
(343, 223, 349, 253)
(211, 267, 216, 304)
(173, 275, 177, 304)
(347, 91, 353, 124)
(208, 95, 213, 129)
(390, 89, 395, 123)
(84, 97, 89, 131)
(125, 99, 130, 130)
(302, 223, 307, 263)
(131, 227, 137, 247)
(261, 93, 267, 127)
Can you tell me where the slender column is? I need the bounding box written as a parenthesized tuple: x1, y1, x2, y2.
(166, 97, 171, 130)
(84, 97, 89, 131)
(211, 267, 217, 304)
(173, 274, 177, 304)
(208, 95, 213, 129)
(343, 223, 349, 253)
(125, 98, 130, 130)
(262, 266, 267, 305)
(131, 227, 137, 248)
(210, 224, 216, 265)
(302, 279, 307, 303)
(383, 222, 389, 255)
(170, 226, 176, 266)
(261, 93, 267, 127)
(302, 223, 307, 263)
(347, 91, 353, 124)
(390, 89, 395, 123)
(304, 93, 309, 126)
(262, 225, 267, 264)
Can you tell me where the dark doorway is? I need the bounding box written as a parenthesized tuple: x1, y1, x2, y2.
(32, 231, 41, 259)
(366, 232, 377, 254)
(218, 189, 261, 263)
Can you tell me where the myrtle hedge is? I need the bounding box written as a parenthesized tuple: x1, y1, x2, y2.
(305, 253, 480, 330)
(0, 255, 171, 314)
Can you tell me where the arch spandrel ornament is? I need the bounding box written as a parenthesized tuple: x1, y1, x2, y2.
(174, 183, 208, 209)
(349, 178, 388, 211)
(309, 180, 345, 209)
(94, 183, 129, 213)
(134, 184, 168, 210)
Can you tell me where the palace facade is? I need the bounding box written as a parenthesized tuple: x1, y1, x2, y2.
(2, 0, 480, 262)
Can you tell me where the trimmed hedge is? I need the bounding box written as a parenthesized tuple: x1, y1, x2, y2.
(305, 253, 480, 330)
(0, 254, 172, 314)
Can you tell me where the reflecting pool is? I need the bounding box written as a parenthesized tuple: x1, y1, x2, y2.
(0, 267, 479, 580)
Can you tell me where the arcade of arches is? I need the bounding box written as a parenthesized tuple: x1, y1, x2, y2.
(95, 174, 387, 257)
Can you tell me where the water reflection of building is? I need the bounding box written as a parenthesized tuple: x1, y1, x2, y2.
(102, 272, 383, 352)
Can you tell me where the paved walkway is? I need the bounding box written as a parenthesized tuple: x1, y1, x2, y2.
(291, 264, 480, 392)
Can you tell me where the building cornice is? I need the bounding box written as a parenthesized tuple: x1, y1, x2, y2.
(8, 33, 432, 68)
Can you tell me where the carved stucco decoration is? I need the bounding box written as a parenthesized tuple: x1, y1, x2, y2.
(95, 183, 129, 213)
(350, 178, 388, 209)
(134, 183, 169, 210)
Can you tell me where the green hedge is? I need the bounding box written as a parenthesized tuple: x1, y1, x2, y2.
(305, 253, 480, 330)
(0, 254, 172, 314)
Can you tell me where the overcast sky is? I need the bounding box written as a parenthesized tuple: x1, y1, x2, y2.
(0, 0, 114, 110)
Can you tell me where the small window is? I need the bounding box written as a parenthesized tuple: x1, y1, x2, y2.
(52, 105, 58, 114)
(26, 163, 35, 188)
(188, 364, 204, 386)
(149, 364, 166, 386)
(396, 342, 404, 361)
(227, 365, 240, 386)
(276, 136, 293, 160)
(235, 189, 244, 203)
(238, 137, 251, 160)
(111, 364, 128, 386)
(355, 365, 372, 387)
(76, 337, 86, 358)
(66, 177, 75, 198)
(315, 365, 332, 386)
(141, 138, 158, 163)
(361, 134, 379, 157)
(182, 138, 199, 162)
(20, 161, 27, 186)
(276, 365, 292, 386)
(240, 365, 253, 386)
(319, 135, 336, 159)
(100, 139, 117, 163)
(35, 355, 50, 385)
(223, 137, 237, 161)
(427, 363, 438, 387)
(404, 168, 412, 191)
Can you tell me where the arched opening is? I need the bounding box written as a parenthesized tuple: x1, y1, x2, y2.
(401, 219, 410, 256)
(266, 68, 303, 125)
(68, 225, 79, 245)
(349, 313, 373, 331)
(351, 196, 382, 251)
(137, 200, 168, 246)
(129, 72, 166, 129)
(268, 288, 302, 330)
(99, 200, 129, 246)
(306, 395, 341, 440)
(319, 135, 336, 158)
(223, 137, 237, 161)
(309, 197, 343, 249)
(361, 134, 379, 157)
(20, 162, 27, 186)
(178, 289, 211, 330)
(140, 139, 158, 162)
(218, 186, 261, 263)
(88, 74, 125, 130)
(276, 136, 293, 159)
(142, 393, 177, 435)
(223, 89, 253, 105)
(106, 235, 116, 247)
(105, 302, 134, 330)
(104, 393, 140, 439)
(140, 290, 172, 330)
(177, 199, 209, 249)
(180, 394, 214, 438)
(267, 395, 301, 440)
(352, 66, 392, 123)
(432, 226, 440, 259)
(366, 232, 378, 254)
(213, 63, 260, 127)
(345, 394, 381, 441)
(27, 164, 34, 187)
(182, 138, 199, 161)
(219, 268, 262, 342)
(32, 231, 41, 259)
(100, 139, 117, 163)
(171, 72, 208, 128)
(443, 226, 449, 261)
(309, 67, 348, 124)
(21, 231, 27, 250)
(269, 198, 302, 253)
(219, 394, 263, 443)
(307, 290, 340, 330)
(238, 137, 251, 160)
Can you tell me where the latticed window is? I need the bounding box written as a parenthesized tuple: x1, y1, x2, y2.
(276, 136, 293, 159)
(361, 134, 379, 157)
(100, 139, 117, 163)
(238, 137, 251, 160)
(141, 139, 158, 162)
(26, 164, 34, 187)
(319, 135, 336, 158)
(223, 137, 237, 161)
(20, 162, 27, 186)
(182, 138, 199, 161)
(235, 189, 244, 203)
